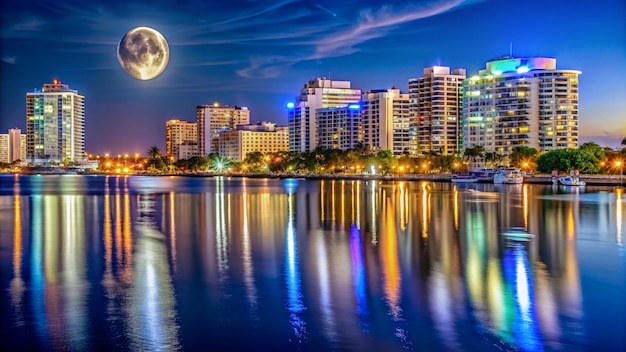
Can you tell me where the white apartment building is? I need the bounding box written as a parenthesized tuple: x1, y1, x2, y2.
(166, 119, 198, 160)
(361, 88, 411, 155)
(0, 128, 26, 163)
(197, 103, 250, 155)
(316, 104, 362, 150)
(409, 66, 465, 156)
(26, 80, 85, 163)
(218, 122, 289, 161)
(288, 78, 361, 152)
(462, 57, 580, 153)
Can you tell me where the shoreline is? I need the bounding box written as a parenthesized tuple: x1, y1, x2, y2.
(6, 172, 625, 186)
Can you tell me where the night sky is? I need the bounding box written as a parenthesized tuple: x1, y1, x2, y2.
(1, 0, 625, 155)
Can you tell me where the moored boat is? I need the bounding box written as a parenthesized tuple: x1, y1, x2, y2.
(494, 167, 523, 184)
(558, 176, 586, 186)
(451, 175, 478, 183)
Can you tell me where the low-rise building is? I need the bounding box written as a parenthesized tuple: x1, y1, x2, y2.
(218, 122, 289, 161)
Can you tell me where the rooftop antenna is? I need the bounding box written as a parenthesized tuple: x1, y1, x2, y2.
(509, 42, 513, 58)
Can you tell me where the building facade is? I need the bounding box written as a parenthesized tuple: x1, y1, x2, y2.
(197, 104, 250, 155)
(361, 88, 411, 155)
(316, 104, 362, 150)
(288, 78, 361, 152)
(409, 66, 465, 156)
(0, 128, 26, 163)
(166, 119, 198, 160)
(26, 80, 85, 163)
(218, 122, 289, 161)
(462, 57, 580, 154)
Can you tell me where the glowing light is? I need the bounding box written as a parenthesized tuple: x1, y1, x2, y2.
(348, 104, 360, 109)
(516, 66, 529, 73)
(492, 70, 502, 75)
(286, 102, 295, 109)
(470, 75, 480, 81)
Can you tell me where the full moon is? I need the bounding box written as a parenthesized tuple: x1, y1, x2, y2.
(117, 27, 169, 80)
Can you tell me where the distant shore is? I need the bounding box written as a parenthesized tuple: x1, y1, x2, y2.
(7, 171, 623, 186)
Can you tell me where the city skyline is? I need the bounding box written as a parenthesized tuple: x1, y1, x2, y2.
(1, 0, 625, 154)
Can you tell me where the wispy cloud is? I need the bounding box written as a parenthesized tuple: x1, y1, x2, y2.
(2, 57, 16, 64)
(235, 0, 467, 78)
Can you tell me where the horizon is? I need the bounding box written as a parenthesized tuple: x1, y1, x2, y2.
(1, 0, 625, 154)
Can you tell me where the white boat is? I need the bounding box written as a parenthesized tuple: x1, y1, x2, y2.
(502, 229, 535, 242)
(494, 168, 524, 184)
(558, 176, 586, 186)
(451, 175, 478, 183)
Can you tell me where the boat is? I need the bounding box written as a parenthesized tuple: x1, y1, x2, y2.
(467, 189, 499, 198)
(470, 168, 495, 182)
(451, 175, 478, 183)
(502, 228, 535, 242)
(558, 176, 586, 186)
(494, 167, 523, 184)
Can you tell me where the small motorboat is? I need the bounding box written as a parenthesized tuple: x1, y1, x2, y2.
(558, 176, 586, 186)
(494, 168, 523, 184)
(502, 229, 535, 242)
(451, 175, 478, 183)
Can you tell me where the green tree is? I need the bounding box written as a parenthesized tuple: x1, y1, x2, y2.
(509, 146, 539, 168)
(147, 146, 161, 159)
(536, 149, 601, 174)
(579, 142, 606, 160)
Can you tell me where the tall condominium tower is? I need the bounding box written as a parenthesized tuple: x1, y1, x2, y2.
(287, 78, 361, 152)
(166, 119, 198, 160)
(26, 80, 85, 163)
(316, 104, 362, 150)
(409, 66, 466, 156)
(462, 57, 580, 153)
(196, 103, 250, 155)
(362, 88, 411, 155)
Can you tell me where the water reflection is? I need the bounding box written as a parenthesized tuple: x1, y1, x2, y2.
(2, 176, 625, 351)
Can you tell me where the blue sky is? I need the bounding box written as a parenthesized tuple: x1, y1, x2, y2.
(1, 0, 625, 154)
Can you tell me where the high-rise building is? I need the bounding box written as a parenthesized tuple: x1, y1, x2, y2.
(197, 104, 250, 155)
(166, 119, 198, 160)
(218, 122, 289, 161)
(316, 104, 362, 150)
(26, 80, 85, 163)
(0, 128, 26, 163)
(409, 66, 466, 156)
(0, 135, 7, 163)
(462, 57, 580, 153)
(288, 78, 361, 152)
(362, 88, 411, 155)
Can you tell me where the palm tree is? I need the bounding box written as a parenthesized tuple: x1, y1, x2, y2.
(147, 146, 161, 159)
(622, 136, 626, 147)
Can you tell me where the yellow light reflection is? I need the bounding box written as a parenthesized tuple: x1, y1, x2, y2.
(453, 186, 459, 230)
(383, 198, 402, 320)
(617, 188, 623, 246)
(422, 182, 430, 238)
(10, 193, 25, 311)
(320, 180, 325, 222)
(242, 193, 258, 312)
(523, 184, 529, 230)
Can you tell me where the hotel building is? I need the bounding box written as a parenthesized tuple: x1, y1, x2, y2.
(409, 66, 465, 155)
(288, 78, 361, 152)
(361, 88, 411, 155)
(218, 122, 289, 161)
(166, 119, 198, 160)
(26, 80, 85, 163)
(316, 104, 362, 150)
(197, 104, 250, 155)
(462, 57, 580, 153)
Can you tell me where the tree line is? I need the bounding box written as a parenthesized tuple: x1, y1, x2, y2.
(141, 138, 626, 175)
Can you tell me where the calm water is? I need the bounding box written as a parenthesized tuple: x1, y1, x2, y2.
(0, 175, 624, 351)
